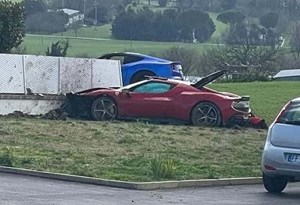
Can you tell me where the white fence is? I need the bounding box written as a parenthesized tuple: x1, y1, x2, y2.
(0, 54, 122, 94)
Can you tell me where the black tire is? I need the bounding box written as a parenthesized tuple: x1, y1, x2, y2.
(130, 71, 155, 84)
(191, 102, 222, 127)
(91, 96, 117, 121)
(263, 173, 288, 193)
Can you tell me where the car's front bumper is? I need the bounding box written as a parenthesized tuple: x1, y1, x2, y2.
(225, 113, 267, 129)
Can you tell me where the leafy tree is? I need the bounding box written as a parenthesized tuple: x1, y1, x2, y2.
(221, 0, 237, 11)
(112, 7, 215, 42)
(228, 22, 247, 44)
(85, 6, 109, 24)
(45, 40, 69, 57)
(178, 10, 215, 43)
(152, 9, 179, 41)
(290, 23, 300, 58)
(25, 11, 68, 34)
(217, 10, 245, 32)
(112, 7, 139, 40)
(0, 1, 25, 53)
(68, 21, 82, 37)
(22, 0, 46, 18)
(260, 12, 279, 29)
(158, 0, 168, 7)
(248, 23, 261, 44)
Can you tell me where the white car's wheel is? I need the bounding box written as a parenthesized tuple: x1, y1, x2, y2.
(263, 173, 288, 193)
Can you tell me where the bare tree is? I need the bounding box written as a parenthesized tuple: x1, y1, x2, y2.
(290, 23, 300, 58)
(197, 43, 282, 78)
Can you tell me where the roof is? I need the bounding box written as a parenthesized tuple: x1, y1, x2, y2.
(292, 97, 300, 103)
(60, 8, 80, 16)
(273, 69, 300, 78)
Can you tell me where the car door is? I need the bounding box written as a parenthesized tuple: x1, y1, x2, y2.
(117, 81, 175, 119)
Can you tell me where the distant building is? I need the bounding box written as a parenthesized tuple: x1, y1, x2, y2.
(273, 69, 300, 81)
(60, 8, 84, 26)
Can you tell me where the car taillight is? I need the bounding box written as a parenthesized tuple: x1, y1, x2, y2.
(232, 96, 251, 113)
(274, 101, 292, 123)
(264, 165, 276, 170)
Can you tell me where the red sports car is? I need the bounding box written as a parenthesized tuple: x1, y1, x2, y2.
(66, 70, 262, 127)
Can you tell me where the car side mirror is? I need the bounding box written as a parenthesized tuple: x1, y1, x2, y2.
(122, 89, 131, 96)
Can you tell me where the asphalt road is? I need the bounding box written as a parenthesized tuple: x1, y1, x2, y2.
(1, 173, 300, 205)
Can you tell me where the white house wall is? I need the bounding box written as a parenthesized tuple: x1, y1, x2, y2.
(0, 54, 24, 93)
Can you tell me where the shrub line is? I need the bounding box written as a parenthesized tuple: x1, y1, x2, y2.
(0, 166, 262, 190)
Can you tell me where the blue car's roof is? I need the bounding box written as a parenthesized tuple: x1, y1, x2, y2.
(99, 52, 175, 64)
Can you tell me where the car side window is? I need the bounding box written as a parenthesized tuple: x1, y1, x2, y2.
(110, 56, 125, 65)
(133, 82, 173, 94)
(123, 55, 143, 64)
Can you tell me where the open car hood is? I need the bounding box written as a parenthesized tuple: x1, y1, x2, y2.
(192, 70, 227, 88)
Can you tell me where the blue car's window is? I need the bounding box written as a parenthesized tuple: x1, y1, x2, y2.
(133, 82, 172, 93)
(124, 55, 143, 64)
(110, 56, 125, 64)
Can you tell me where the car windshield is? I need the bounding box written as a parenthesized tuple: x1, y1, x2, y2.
(277, 102, 300, 125)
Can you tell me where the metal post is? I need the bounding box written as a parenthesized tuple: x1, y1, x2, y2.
(94, 0, 98, 25)
(83, 0, 87, 20)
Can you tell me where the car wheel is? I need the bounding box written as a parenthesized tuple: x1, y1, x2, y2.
(91, 97, 117, 121)
(130, 71, 155, 84)
(191, 102, 222, 127)
(263, 173, 288, 193)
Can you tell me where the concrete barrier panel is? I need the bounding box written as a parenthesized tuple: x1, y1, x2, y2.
(24, 55, 59, 94)
(92, 59, 123, 87)
(0, 54, 24, 93)
(60, 57, 92, 93)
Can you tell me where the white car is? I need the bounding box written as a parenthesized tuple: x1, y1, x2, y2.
(261, 97, 300, 193)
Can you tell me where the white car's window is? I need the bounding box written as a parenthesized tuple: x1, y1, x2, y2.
(278, 103, 300, 125)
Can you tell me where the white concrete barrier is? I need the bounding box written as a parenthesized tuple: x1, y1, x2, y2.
(0, 54, 122, 115)
(0, 94, 66, 115)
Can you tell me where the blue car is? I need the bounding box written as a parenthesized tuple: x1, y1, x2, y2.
(98, 52, 184, 86)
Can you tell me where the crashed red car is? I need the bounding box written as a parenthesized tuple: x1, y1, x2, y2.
(66, 70, 264, 127)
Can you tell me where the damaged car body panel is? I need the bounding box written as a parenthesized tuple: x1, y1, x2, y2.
(66, 70, 265, 127)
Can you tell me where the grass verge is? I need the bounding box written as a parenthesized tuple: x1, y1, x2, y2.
(0, 118, 266, 182)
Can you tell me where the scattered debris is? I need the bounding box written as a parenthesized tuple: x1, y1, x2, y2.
(42, 109, 68, 120)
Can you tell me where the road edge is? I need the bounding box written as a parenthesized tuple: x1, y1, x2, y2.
(0, 166, 262, 190)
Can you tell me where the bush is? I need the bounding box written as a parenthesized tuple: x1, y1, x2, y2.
(0, 147, 14, 167)
(150, 156, 177, 180)
(45, 40, 69, 57)
(159, 46, 202, 75)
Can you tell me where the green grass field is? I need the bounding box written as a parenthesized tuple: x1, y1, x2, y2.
(23, 34, 212, 57)
(209, 81, 300, 124)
